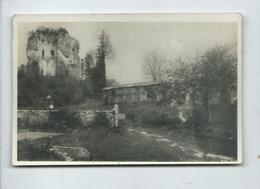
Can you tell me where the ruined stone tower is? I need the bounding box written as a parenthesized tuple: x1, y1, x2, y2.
(26, 27, 83, 78)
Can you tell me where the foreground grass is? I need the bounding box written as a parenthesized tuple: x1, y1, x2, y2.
(18, 125, 194, 162)
(18, 122, 236, 162)
(17, 101, 237, 161)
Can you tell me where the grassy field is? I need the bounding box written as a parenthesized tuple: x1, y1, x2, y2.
(17, 101, 237, 162)
(18, 126, 194, 162)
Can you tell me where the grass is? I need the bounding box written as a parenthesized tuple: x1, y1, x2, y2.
(18, 125, 194, 162)
(17, 101, 238, 161)
(18, 138, 65, 161)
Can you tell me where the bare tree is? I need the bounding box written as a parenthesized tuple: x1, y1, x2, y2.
(143, 51, 166, 82)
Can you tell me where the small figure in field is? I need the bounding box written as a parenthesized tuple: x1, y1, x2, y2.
(112, 104, 119, 132)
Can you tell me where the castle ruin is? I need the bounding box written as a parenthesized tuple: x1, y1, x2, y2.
(26, 27, 85, 79)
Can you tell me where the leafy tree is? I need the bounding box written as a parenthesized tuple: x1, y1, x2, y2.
(192, 45, 237, 123)
(85, 54, 95, 78)
(163, 57, 195, 103)
(164, 45, 237, 125)
(26, 60, 41, 82)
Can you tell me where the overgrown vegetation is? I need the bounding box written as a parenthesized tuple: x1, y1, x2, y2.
(88, 112, 111, 128)
(165, 45, 237, 124)
(18, 138, 65, 161)
(18, 63, 86, 109)
(120, 101, 181, 127)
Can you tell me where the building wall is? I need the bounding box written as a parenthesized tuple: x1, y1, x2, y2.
(103, 85, 158, 104)
(26, 27, 83, 79)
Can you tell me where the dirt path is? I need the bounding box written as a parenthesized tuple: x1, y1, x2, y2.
(18, 131, 64, 141)
(127, 126, 205, 161)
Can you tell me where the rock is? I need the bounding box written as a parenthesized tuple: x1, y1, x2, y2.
(51, 146, 91, 161)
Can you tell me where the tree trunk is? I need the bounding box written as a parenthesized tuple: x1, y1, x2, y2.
(203, 96, 211, 125)
(205, 104, 211, 124)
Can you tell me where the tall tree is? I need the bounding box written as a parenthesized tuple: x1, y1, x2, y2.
(95, 30, 114, 90)
(164, 45, 237, 124)
(85, 54, 95, 78)
(143, 51, 166, 82)
(193, 45, 237, 123)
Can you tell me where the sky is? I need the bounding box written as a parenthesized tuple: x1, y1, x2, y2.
(17, 22, 238, 84)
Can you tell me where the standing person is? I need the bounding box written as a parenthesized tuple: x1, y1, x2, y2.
(112, 104, 119, 132)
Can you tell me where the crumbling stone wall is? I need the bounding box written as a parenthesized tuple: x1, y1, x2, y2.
(26, 27, 82, 79)
(17, 110, 114, 129)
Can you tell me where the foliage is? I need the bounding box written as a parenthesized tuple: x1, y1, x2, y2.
(163, 57, 195, 102)
(106, 78, 119, 87)
(84, 54, 95, 78)
(82, 31, 115, 98)
(46, 111, 82, 131)
(163, 45, 237, 124)
(95, 30, 114, 91)
(18, 138, 65, 161)
(18, 62, 87, 109)
(194, 45, 237, 105)
(89, 112, 111, 128)
(120, 101, 181, 127)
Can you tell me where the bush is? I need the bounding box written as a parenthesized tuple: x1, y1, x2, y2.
(18, 138, 65, 161)
(89, 112, 111, 128)
(141, 104, 180, 126)
(120, 101, 181, 127)
(18, 74, 87, 109)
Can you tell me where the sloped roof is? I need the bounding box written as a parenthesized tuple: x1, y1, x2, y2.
(103, 81, 160, 91)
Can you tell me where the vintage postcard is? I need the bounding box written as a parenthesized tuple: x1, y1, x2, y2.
(12, 14, 242, 165)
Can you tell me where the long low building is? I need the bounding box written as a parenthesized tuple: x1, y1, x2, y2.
(102, 81, 162, 104)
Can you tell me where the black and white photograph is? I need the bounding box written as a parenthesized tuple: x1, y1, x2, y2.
(12, 14, 242, 165)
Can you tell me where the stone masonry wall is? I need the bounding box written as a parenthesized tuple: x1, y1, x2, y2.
(17, 110, 114, 129)
(26, 27, 82, 79)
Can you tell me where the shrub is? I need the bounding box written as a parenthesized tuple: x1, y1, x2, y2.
(120, 101, 181, 127)
(18, 73, 87, 109)
(141, 103, 180, 126)
(89, 112, 111, 128)
(18, 138, 65, 161)
(45, 111, 81, 132)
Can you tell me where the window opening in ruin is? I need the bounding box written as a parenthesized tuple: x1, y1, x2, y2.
(51, 50, 54, 57)
(72, 48, 74, 52)
(42, 39, 44, 42)
(42, 50, 45, 57)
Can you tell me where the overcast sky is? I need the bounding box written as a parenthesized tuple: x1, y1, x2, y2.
(18, 22, 237, 84)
